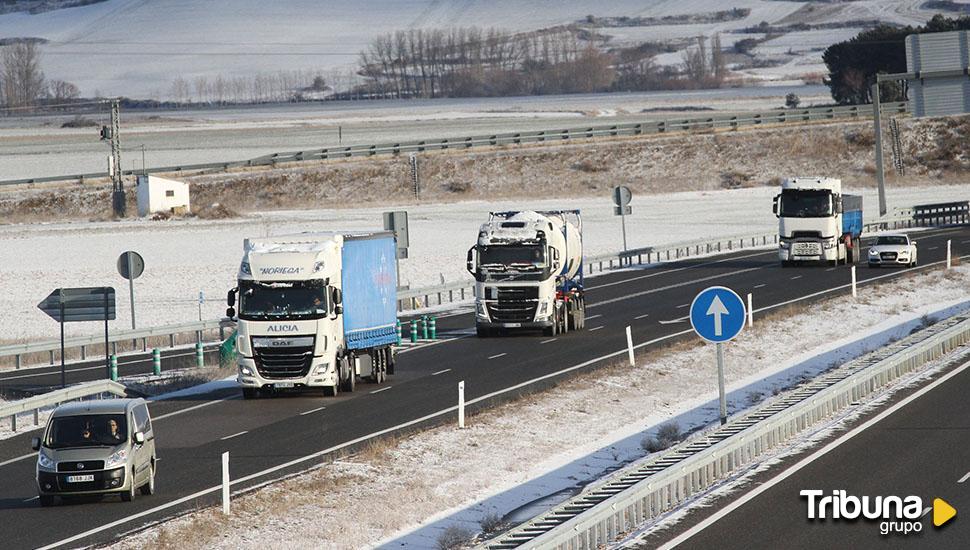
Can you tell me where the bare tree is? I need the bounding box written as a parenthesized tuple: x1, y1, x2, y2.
(2, 42, 46, 108)
(48, 79, 80, 101)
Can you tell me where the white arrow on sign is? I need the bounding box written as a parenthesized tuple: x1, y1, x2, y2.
(706, 294, 729, 336)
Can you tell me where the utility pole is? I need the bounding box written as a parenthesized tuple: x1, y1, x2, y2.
(107, 99, 125, 217)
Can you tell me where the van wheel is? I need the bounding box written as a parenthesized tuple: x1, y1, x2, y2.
(140, 464, 156, 496)
(121, 470, 136, 502)
(242, 388, 258, 400)
(39, 495, 54, 507)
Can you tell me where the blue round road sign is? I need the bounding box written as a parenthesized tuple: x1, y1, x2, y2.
(689, 286, 746, 343)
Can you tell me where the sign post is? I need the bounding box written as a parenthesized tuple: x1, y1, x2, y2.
(689, 286, 746, 425)
(383, 211, 410, 289)
(612, 186, 632, 254)
(117, 251, 145, 330)
(38, 287, 117, 386)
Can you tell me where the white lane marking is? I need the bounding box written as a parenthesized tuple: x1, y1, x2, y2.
(395, 334, 471, 355)
(635, 313, 650, 320)
(658, 358, 970, 550)
(540, 338, 558, 344)
(370, 386, 392, 394)
(23, 496, 38, 503)
(589, 326, 604, 331)
(0, 453, 35, 468)
(152, 397, 236, 419)
(790, 275, 802, 280)
(825, 268, 836, 272)
(958, 471, 970, 483)
(659, 317, 688, 324)
(488, 353, 507, 360)
(587, 250, 774, 291)
(962, 240, 970, 244)
(928, 246, 939, 250)
(753, 283, 766, 289)
(676, 303, 689, 309)
(588, 266, 764, 310)
(299, 406, 326, 416)
(220, 431, 247, 441)
(35, 251, 970, 550)
(431, 369, 451, 376)
(586, 314, 603, 320)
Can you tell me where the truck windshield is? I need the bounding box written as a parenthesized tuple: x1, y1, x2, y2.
(780, 190, 832, 218)
(478, 245, 546, 271)
(239, 280, 327, 321)
(46, 414, 128, 449)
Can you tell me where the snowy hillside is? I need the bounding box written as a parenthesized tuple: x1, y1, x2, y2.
(0, 0, 953, 98)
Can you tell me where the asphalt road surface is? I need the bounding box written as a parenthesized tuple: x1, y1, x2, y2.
(0, 225, 966, 549)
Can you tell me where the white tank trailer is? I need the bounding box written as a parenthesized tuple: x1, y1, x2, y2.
(467, 210, 586, 337)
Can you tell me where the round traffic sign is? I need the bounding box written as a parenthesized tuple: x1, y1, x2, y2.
(117, 251, 145, 280)
(612, 185, 632, 207)
(689, 286, 745, 343)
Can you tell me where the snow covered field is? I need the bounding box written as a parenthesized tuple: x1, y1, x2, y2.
(4, 184, 967, 342)
(4, 184, 968, 342)
(109, 263, 970, 549)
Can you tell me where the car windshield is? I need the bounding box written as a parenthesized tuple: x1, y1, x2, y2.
(46, 414, 128, 449)
(239, 280, 327, 321)
(478, 245, 546, 270)
(780, 190, 832, 218)
(876, 236, 908, 246)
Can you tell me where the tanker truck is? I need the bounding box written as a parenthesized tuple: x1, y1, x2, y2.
(773, 177, 863, 267)
(227, 231, 397, 398)
(466, 210, 585, 337)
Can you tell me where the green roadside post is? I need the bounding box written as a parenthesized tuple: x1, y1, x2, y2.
(410, 319, 418, 343)
(429, 317, 437, 340)
(110, 355, 118, 381)
(421, 315, 429, 340)
(196, 342, 204, 367)
(152, 348, 161, 376)
(396, 319, 403, 345)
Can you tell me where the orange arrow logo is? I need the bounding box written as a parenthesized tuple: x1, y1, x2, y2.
(933, 498, 956, 527)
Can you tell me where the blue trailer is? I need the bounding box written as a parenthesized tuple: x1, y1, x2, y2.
(342, 233, 398, 350)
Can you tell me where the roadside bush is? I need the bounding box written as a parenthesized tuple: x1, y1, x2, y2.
(437, 525, 474, 550)
(61, 116, 98, 128)
(720, 170, 754, 189)
(844, 129, 874, 148)
(641, 421, 682, 453)
(445, 180, 471, 193)
(572, 159, 607, 173)
(480, 511, 505, 535)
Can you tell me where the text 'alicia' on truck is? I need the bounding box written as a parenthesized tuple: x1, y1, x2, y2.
(467, 210, 586, 337)
(773, 177, 863, 267)
(227, 231, 398, 398)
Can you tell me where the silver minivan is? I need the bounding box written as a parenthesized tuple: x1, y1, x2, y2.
(32, 398, 156, 506)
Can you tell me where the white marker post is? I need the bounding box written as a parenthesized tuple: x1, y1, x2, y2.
(458, 381, 465, 429)
(947, 239, 952, 269)
(221, 451, 230, 515)
(625, 326, 635, 366)
(746, 293, 753, 328)
(851, 265, 857, 298)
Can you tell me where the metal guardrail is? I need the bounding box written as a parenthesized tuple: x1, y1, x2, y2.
(0, 102, 908, 188)
(0, 319, 230, 370)
(913, 201, 970, 226)
(2, 380, 128, 432)
(481, 312, 970, 549)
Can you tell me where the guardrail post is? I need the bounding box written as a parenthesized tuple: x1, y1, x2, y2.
(33, 408, 39, 426)
(152, 348, 161, 376)
(196, 342, 204, 367)
(142, 337, 147, 352)
(49, 350, 54, 365)
(169, 334, 175, 348)
(81, 345, 86, 360)
(15, 354, 20, 370)
(10, 413, 16, 432)
(222, 451, 231, 515)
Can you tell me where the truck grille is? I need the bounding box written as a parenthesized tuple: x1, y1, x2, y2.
(253, 342, 314, 379)
(487, 302, 538, 323)
(494, 287, 539, 300)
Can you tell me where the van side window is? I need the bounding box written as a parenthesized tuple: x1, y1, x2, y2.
(132, 405, 151, 433)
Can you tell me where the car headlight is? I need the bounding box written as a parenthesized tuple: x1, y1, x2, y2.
(104, 448, 128, 469)
(37, 450, 55, 471)
(869, 249, 878, 256)
(239, 365, 254, 376)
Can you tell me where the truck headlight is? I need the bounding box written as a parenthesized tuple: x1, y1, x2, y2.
(476, 302, 488, 319)
(314, 363, 330, 375)
(537, 301, 549, 316)
(239, 365, 254, 376)
(104, 448, 128, 469)
(37, 450, 55, 471)
(823, 239, 836, 249)
(779, 241, 790, 249)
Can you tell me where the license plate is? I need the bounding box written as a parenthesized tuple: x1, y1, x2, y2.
(66, 474, 94, 483)
(274, 382, 295, 388)
(793, 243, 819, 255)
(502, 323, 521, 328)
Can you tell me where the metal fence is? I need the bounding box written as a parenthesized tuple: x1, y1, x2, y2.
(481, 312, 970, 549)
(0, 102, 907, 188)
(1, 380, 128, 432)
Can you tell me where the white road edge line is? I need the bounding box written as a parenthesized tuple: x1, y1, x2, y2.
(23, 496, 38, 502)
(676, 304, 689, 309)
(658, 358, 970, 550)
(299, 407, 326, 416)
(753, 283, 766, 289)
(488, 353, 507, 360)
(431, 369, 451, 376)
(219, 431, 247, 441)
(540, 338, 558, 344)
(790, 275, 802, 280)
(589, 326, 604, 332)
(635, 314, 650, 320)
(370, 387, 392, 394)
(958, 471, 970, 484)
(34, 254, 969, 550)
(586, 314, 603, 320)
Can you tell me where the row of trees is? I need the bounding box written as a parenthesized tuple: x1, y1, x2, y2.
(1, 42, 79, 109)
(823, 14, 970, 104)
(168, 69, 346, 105)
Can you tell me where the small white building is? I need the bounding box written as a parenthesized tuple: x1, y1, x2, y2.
(136, 175, 191, 217)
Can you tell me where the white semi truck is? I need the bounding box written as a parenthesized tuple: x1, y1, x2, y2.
(467, 210, 585, 337)
(227, 232, 397, 398)
(773, 177, 863, 267)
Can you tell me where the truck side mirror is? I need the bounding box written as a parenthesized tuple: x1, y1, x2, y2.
(227, 288, 236, 307)
(833, 196, 843, 214)
(772, 195, 779, 217)
(226, 307, 236, 319)
(334, 305, 343, 316)
(31, 437, 40, 451)
(331, 287, 343, 305)
(466, 247, 476, 274)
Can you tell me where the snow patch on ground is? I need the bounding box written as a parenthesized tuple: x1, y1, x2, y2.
(108, 264, 970, 549)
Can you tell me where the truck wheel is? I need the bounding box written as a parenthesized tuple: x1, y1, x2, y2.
(323, 385, 338, 397)
(476, 326, 491, 338)
(339, 357, 355, 393)
(242, 388, 258, 400)
(781, 261, 790, 268)
(386, 348, 395, 375)
(828, 260, 837, 267)
(39, 495, 54, 507)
